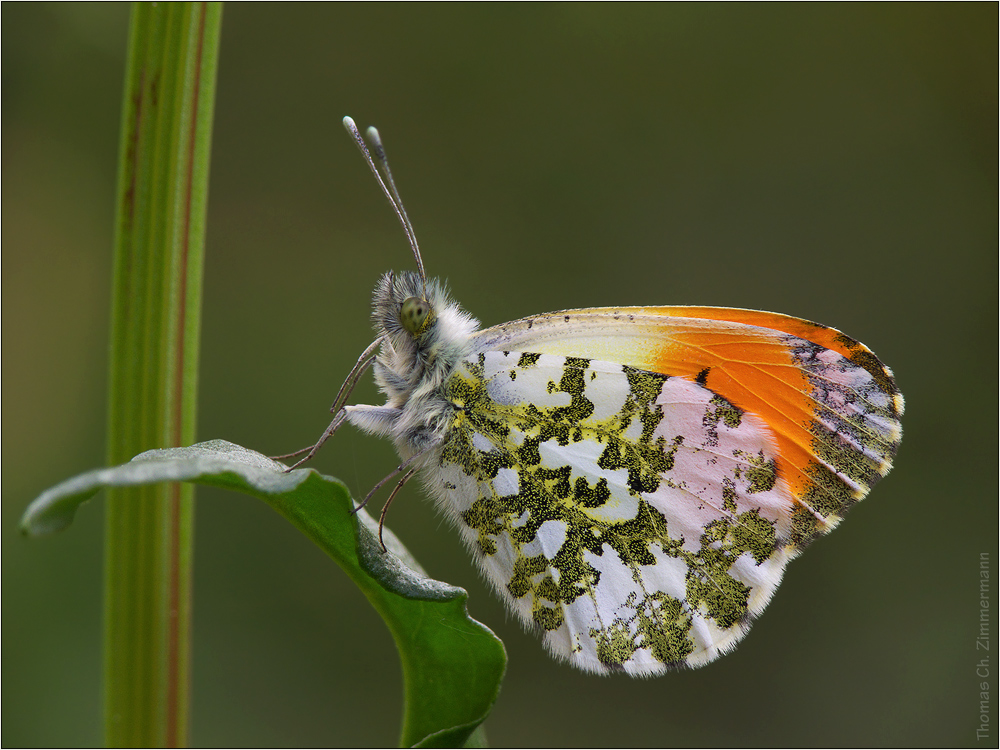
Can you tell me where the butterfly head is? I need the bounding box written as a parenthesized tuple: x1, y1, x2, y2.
(373, 270, 434, 342)
(369, 270, 479, 400)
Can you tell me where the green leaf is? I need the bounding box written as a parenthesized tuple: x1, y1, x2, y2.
(21, 440, 507, 748)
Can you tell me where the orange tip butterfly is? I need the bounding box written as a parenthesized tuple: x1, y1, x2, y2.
(282, 117, 904, 676)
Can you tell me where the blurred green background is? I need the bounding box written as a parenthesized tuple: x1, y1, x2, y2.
(4, 4, 995, 747)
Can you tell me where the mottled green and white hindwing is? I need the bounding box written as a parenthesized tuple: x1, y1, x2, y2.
(427, 350, 796, 675)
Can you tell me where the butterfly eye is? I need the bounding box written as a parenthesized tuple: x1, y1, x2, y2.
(399, 296, 430, 334)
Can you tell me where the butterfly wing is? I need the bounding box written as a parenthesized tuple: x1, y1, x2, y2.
(425, 307, 902, 675)
(473, 306, 905, 548)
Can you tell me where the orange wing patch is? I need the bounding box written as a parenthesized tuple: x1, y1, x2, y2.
(642, 307, 903, 554)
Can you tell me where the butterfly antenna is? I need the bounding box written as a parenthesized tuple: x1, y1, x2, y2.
(342, 116, 427, 294)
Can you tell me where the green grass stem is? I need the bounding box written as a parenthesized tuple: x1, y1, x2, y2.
(104, 4, 221, 745)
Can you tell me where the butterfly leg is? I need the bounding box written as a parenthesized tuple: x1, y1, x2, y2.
(375, 468, 418, 552)
(273, 409, 349, 470)
(352, 440, 442, 551)
(353, 450, 426, 514)
(270, 336, 385, 469)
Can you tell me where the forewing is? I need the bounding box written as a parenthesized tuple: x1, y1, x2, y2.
(471, 306, 904, 550)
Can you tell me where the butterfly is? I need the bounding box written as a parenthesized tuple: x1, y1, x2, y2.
(282, 117, 904, 676)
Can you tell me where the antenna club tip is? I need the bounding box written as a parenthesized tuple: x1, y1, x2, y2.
(342, 116, 357, 131)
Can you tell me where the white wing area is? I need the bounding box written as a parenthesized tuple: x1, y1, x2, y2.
(423, 350, 797, 674)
